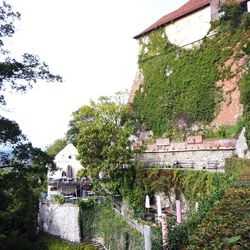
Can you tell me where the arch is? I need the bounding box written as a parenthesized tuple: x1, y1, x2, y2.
(62, 171, 67, 177)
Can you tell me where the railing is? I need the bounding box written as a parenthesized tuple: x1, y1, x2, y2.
(112, 207, 144, 235)
(205, 160, 224, 170)
(143, 160, 195, 169)
(48, 178, 83, 186)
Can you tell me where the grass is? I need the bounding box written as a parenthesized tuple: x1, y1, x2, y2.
(33, 233, 98, 250)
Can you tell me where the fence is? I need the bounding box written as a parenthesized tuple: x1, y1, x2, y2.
(112, 207, 152, 250)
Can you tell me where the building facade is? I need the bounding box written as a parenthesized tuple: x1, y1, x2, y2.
(47, 144, 86, 199)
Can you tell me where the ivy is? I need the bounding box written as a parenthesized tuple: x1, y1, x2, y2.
(132, 6, 249, 137)
(78, 200, 144, 250)
(239, 57, 250, 147)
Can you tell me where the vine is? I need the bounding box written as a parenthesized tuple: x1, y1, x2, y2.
(78, 199, 144, 249)
(132, 2, 249, 137)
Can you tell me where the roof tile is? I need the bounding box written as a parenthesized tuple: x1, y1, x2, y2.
(134, 0, 246, 39)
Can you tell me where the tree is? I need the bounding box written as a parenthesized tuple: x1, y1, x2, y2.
(45, 138, 67, 157)
(0, 1, 61, 248)
(0, 1, 62, 106)
(68, 93, 134, 183)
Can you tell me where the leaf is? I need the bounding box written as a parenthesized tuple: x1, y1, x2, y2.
(225, 235, 241, 244)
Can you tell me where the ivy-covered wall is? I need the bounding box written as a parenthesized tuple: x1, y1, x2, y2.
(132, 3, 249, 138)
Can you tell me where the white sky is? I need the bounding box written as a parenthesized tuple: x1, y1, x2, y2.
(1, 0, 187, 149)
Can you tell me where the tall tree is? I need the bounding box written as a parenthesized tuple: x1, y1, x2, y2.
(68, 93, 134, 184)
(0, 1, 60, 248)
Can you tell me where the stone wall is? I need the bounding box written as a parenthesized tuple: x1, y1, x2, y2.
(38, 200, 80, 242)
(137, 148, 235, 170)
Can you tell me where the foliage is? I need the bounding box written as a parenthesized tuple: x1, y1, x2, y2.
(225, 157, 250, 182)
(188, 187, 250, 250)
(239, 57, 250, 147)
(0, 143, 56, 249)
(203, 124, 242, 139)
(68, 92, 134, 185)
(119, 165, 234, 218)
(219, 0, 247, 32)
(45, 138, 67, 157)
(167, 158, 250, 249)
(132, 2, 249, 137)
(0, 1, 61, 248)
(119, 166, 239, 249)
(119, 163, 150, 217)
(53, 195, 65, 204)
(168, 187, 226, 250)
(0, 1, 62, 106)
(78, 204, 144, 250)
(31, 232, 98, 250)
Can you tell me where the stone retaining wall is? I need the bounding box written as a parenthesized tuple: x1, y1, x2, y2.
(137, 148, 235, 170)
(38, 200, 80, 242)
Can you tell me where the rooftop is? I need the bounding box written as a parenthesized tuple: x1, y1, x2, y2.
(134, 0, 247, 39)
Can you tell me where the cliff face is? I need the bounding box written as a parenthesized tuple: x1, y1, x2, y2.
(128, 69, 143, 104)
(212, 55, 246, 126)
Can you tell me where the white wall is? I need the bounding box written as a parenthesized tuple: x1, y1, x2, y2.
(165, 6, 211, 48)
(48, 144, 83, 180)
(38, 201, 80, 242)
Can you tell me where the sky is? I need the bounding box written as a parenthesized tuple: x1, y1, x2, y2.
(1, 0, 187, 149)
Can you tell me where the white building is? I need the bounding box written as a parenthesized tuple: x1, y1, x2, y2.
(134, 0, 249, 48)
(47, 144, 87, 199)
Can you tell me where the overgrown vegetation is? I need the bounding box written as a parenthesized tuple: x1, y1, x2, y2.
(239, 57, 250, 147)
(119, 165, 235, 218)
(78, 199, 144, 250)
(132, 1, 249, 138)
(185, 158, 250, 249)
(31, 233, 98, 250)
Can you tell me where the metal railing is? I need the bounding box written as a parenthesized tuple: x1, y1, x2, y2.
(48, 178, 83, 186)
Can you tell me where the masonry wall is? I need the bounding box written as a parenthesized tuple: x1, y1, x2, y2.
(38, 201, 80, 242)
(137, 148, 235, 170)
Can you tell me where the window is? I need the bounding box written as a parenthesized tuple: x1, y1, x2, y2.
(50, 187, 57, 191)
(67, 165, 73, 178)
(62, 171, 67, 177)
(68, 155, 72, 159)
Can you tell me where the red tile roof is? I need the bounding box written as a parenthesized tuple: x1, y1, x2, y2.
(134, 0, 247, 39)
(134, 0, 210, 39)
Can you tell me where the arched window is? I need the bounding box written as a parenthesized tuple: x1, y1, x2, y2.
(62, 171, 67, 177)
(67, 165, 73, 178)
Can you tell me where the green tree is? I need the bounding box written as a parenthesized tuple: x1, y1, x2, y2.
(45, 138, 67, 157)
(69, 93, 134, 186)
(0, 1, 61, 248)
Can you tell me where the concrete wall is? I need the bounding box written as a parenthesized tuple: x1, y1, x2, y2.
(165, 6, 211, 48)
(38, 201, 80, 242)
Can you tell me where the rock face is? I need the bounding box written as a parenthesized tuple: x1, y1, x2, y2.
(128, 69, 144, 104)
(212, 56, 245, 127)
(38, 201, 80, 242)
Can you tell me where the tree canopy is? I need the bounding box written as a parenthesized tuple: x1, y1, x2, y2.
(67, 93, 134, 183)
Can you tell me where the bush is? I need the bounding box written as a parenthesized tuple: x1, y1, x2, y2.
(53, 195, 65, 204)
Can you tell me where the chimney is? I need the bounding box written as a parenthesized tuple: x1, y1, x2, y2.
(210, 0, 227, 21)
